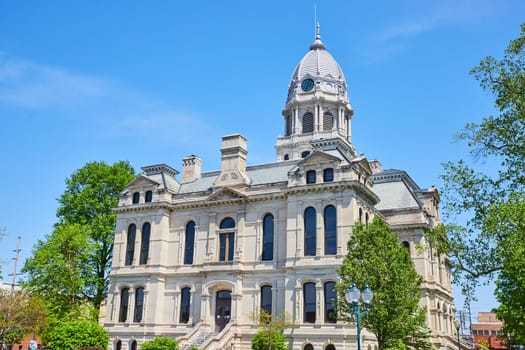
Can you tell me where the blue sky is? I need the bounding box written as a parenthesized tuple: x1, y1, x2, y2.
(1, 0, 523, 320)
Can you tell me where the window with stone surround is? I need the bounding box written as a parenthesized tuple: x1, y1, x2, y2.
(180, 287, 191, 323)
(261, 285, 272, 314)
(304, 207, 316, 256)
(184, 221, 196, 265)
(133, 287, 144, 322)
(262, 214, 274, 261)
(324, 281, 336, 323)
(219, 217, 235, 262)
(132, 192, 140, 204)
(303, 112, 314, 133)
(119, 288, 129, 322)
(125, 224, 136, 266)
(139, 222, 150, 265)
(324, 205, 337, 255)
(306, 170, 316, 184)
(303, 282, 316, 323)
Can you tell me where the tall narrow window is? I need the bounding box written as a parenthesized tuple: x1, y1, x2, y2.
(358, 208, 363, 223)
(324, 205, 337, 255)
(303, 282, 316, 323)
(134, 287, 144, 322)
(180, 287, 191, 323)
(324, 281, 336, 323)
(139, 222, 150, 265)
(145, 190, 153, 202)
(323, 112, 334, 131)
(262, 214, 274, 261)
(130, 341, 137, 350)
(365, 213, 369, 227)
(115, 341, 122, 350)
(306, 170, 316, 184)
(304, 207, 316, 256)
(132, 192, 140, 204)
(261, 285, 272, 314)
(285, 115, 292, 136)
(184, 221, 196, 265)
(302, 112, 314, 133)
(125, 224, 136, 266)
(119, 288, 129, 322)
(219, 218, 235, 262)
(323, 168, 334, 182)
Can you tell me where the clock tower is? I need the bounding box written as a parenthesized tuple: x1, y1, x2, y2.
(276, 23, 355, 161)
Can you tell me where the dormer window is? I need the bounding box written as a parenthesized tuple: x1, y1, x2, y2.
(132, 192, 140, 204)
(306, 170, 316, 184)
(323, 168, 334, 182)
(301, 151, 310, 158)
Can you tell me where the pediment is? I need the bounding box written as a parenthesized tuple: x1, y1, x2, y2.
(206, 187, 247, 202)
(126, 175, 161, 190)
(351, 156, 373, 175)
(298, 151, 342, 166)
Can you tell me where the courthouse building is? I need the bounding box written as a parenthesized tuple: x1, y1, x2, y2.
(104, 26, 458, 350)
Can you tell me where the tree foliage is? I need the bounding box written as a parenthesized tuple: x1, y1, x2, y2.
(140, 336, 179, 350)
(250, 310, 292, 350)
(23, 161, 135, 317)
(23, 223, 93, 318)
(336, 218, 429, 350)
(43, 319, 109, 350)
(434, 23, 525, 341)
(0, 290, 46, 346)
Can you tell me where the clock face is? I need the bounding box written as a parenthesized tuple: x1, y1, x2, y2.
(301, 78, 314, 92)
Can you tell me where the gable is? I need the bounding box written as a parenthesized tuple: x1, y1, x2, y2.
(206, 187, 247, 202)
(298, 151, 342, 167)
(126, 175, 161, 190)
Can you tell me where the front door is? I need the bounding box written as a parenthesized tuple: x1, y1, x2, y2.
(215, 290, 232, 332)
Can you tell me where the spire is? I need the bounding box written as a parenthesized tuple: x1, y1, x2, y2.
(309, 22, 326, 50)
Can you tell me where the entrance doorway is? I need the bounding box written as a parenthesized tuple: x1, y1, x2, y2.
(215, 290, 232, 332)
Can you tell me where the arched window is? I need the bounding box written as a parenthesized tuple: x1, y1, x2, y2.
(284, 154, 290, 161)
(119, 288, 129, 322)
(324, 281, 336, 323)
(286, 115, 292, 136)
(115, 341, 122, 350)
(303, 112, 314, 133)
(261, 285, 272, 314)
(130, 341, 137, 350)
(125, 224, 136, 266)
(324, 205, 337, 255)
(304, 345, 314, 350)
(323, 112, 334, 131)
(184, 221, 196, 265)
(145, 190, 152, 202)
(304, 282, 316, 323)
(180, 287, 191, 323)
(262, 214, 274, 261)
(132, 192, 140, 204)
(326, 345, 336, 350)
(219, 217, 235, 262)
(133, 287, 144, 322)
(304, 207, 316, 256)
(139, 222, 150, 265)
(306, 170, 316, 184)
(323, 168, 334, 182)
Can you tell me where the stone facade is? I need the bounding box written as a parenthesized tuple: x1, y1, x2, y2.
(104, 26, 458, 350)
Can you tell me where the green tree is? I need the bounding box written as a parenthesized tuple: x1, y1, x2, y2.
(336, 217, 429, 350)
(251, 310, 291, 350)
(55, 160, 135, 313)
(140, 336, 179, 350)
(435, 23, 525, 341)
(43, 319, 109, 350)
(23, 223, 93, 318)
(0, 290, 46, 346)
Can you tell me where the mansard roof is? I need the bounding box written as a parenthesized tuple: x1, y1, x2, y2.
(371, 169, 423, 211)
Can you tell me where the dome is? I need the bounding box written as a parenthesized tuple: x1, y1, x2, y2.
(287, 24, 348, 102)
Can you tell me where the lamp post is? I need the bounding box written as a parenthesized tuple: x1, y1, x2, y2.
(346, 284, 373, 350)
(455, 321, 461, 350)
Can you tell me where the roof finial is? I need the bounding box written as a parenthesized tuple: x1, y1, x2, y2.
(309, 20, 326, 51)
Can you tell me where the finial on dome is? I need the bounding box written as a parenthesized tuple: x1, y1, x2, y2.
(310, 21, 326, 50)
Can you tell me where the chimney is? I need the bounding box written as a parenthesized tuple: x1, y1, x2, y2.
(181, 155, 202, 184)
(213, 134, 249, 187)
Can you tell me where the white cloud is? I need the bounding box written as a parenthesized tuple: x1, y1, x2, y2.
(0, 54, 110, 109)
